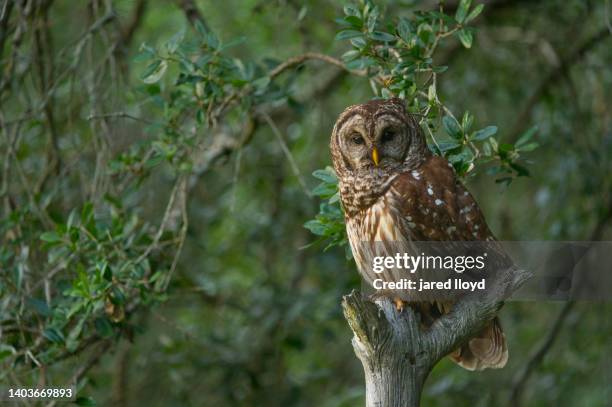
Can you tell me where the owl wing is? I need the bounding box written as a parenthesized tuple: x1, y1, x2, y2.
(387, 155, 510, 371)
(388, 155, 494, 242)
(387, 154, 514, 276)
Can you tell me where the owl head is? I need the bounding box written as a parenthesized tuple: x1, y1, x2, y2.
(330, 98, 429, 181)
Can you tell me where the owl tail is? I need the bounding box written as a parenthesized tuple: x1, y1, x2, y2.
(449, 317, 508, 371)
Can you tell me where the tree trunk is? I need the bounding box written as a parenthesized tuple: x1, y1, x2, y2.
(342, 268, 530, 407)
(363, 355, 427, 406)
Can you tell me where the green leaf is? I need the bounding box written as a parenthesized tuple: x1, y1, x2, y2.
(489, 137, 499, 151)
(335, 30, 363, 41)
(345, 56, 377, 70)
(427, 84, 436, 103)
(517, 142, 539, 152)
(166, 29, 185, 53)
(432, 65, 448, 73)
(312, 183, 336, 198)
(455, 0, 472, 23)
(465, 4, 484, 23)
(252, 76, 270, 93)
(366, 7, 378, 32)
(350, 37, 367, 49)
(462, 112, 473, 132)
(94, 317, 114, 338)
(381, 88, 393, 98)
(483, 140, 492, 156)
(442, 116, 462, 139)
(343, 5, 360, 17)
(335, 17, 352, 27)
(341, 49, 360, 61)
(66, 301, 84, 319)
(398, 18, 412, 42)
(304, 220, 326, 236)
(67, 209, 78, 230)
(194, 20, 207, 38)
(206, 32, 219, 49)
(111, 286, 126, 305)
(0, 344, 16, 361)
(297, 6, 307, 21)
(27, 297, 52, 317)
(516, 126, 538, 148)
(329, 192, 340, 204)
(497, 143, 514, 158)
(144, 153, 164, 169)
(457, 29, 473, 48)
(343, 15, 363, 28)
(98, 261, 112, 281)
(312, 168, 337, 183)
(345, 59, 364, 70)
(67, 316, 87, 350)
(40, 231, 62, 243)
(142, 60, 168, 84)
(437, 140, 462, 152)
(75, 396, 97, 407)
(510, 162, 530, 176)
(471, 126, 498, 141)
(43, 327, 64, 344)
(134, 43, 155, 62)
(369, 31, 396, 42)
(81, 202, 96, 236)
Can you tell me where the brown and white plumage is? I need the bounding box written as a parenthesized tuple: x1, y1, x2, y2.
(330, 98, 508, 370)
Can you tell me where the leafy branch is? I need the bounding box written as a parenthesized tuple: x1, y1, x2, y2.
(305, 0, 539, 250)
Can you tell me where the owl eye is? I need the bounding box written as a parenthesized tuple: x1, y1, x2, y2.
(350, 133, 364, 145)
(381, 129, 396, 143)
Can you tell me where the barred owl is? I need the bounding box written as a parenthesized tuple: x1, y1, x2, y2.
(330, 98, 508, 370)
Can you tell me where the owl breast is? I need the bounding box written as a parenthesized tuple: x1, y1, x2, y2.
(344, 183, 449, 302)
(346, 193, 409, 289)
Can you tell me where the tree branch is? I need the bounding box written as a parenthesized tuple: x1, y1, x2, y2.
(343, 267, 530, 406)
(508, 26, 610, 141)
(508, 199, 612, 405)
(509, 300, 573, 406)
(269, 52, 348, 78)
(120, 0, 147, 47)
(45, 340, 111, 407)
(175, 0, 209, 30)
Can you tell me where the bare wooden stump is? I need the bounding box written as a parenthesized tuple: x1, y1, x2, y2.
(342, 268, 530, 407)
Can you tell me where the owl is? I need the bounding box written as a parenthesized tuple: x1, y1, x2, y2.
(330, 98, 508, 370)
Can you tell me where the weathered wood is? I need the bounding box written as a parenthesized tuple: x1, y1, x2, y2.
(342, 268, 530, 407)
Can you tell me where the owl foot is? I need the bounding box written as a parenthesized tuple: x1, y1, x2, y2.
(394, 298, 407, 312)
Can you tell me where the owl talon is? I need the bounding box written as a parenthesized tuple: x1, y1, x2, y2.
(394, 298, 406, 312)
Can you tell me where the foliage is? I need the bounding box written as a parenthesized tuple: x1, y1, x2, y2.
(305, 0, 538, 250)
(0, 0, 609, 406)
(303, 167, 351, 257)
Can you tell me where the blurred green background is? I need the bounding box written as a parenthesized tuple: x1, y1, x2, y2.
(0, 0, 610, 406)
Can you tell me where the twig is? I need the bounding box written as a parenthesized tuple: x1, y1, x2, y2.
(162, 176, 188, 290)
(45, 340, 111, 407)
(509, 26, 610, 141)
(175, 0, 209, 30)
(87, 111, 156, 125)
(508, 200, 612, 406)
(261, 112, 312, 198)
(269, 52, 349, 79)
(606, 0, 612, 34)
(119, 0, 147, 48)
(509, 300, 574, 406)
(132, 175, 185, 268)
(111, 342, 130, 407)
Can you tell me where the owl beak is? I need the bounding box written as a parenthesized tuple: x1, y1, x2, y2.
(371, 147, 380, 167)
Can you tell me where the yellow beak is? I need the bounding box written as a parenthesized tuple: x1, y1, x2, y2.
(372, 147, 380, 167)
